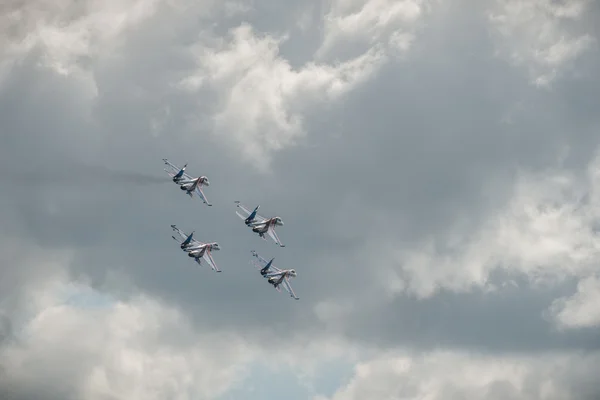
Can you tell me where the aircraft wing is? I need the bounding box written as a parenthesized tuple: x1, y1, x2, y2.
(163, 158, 179, 171)
(195, 185, 212, 206)
(249, 259, 263, 271)
(170, 225, 203, 247)
(171, 224, 189, 241)
(183, 242, 207, 252)
(163, 159, 194, 181)
(250, 250, 269, 265)
(250, 251, 282, 273)
(282, 277, 299, 300)
(267, 226, 285, 247)
(250, 260, 280, 278)
(250, 261, 283, 277)
(172, 236, 202, 248)
(235, 202, 266, 223)
(178, 173, 195, 182)
(202, 250, 221, 272)
(163, 159, 181, 177)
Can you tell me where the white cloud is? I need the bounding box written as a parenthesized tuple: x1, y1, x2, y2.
(0, 234, 261, 399)
(316, 0, 428, 59)
(3, 263, 598, 400)
(180, 23, 386, 171)
(0, 236, 361, 400)
(548, 275, 600, 329)
(374, 147, 600, 329)
(488, 0, 596, 87)
(0, 235, 74, 318)
(0, 1, 423, 171)
(315, 350, 600, 400)
(0, 261, 364, 400)
(0, 279, 257, 400)
(0, 0, 167, 78)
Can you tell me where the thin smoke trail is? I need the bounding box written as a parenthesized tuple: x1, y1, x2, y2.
(0, 164, 168, 186)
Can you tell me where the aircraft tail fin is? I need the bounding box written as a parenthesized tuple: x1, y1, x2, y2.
(245, 205, 260, 224)
(260, 258, 274, 276)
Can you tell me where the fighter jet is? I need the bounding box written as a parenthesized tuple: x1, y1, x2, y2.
(250, 250, 298, 299)
(234, 201, 285, 247)
(163, 159, 212, 206)
(171, 224, 221, 272)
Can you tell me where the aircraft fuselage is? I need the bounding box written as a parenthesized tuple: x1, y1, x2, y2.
(250, 218, 278, 234)
(266, 269, 296, 287)
(180, 179, 198, 192)
(252, 224, 269, 234)
(268, 274, 285, 288)
(188, 246, 207, 258)
(180, 176, 209, 193)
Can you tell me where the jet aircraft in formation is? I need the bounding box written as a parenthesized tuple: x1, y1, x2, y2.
(163, 158, 212, 206)
(234, 201, 285, 247)
(163, 159, 298, 299)
(171, 224, 222, 272)
(250, 250, 299, 300)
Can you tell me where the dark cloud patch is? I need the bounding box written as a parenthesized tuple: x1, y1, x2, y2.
(342, 277, 600, 353)
(0, 313, 13, 347)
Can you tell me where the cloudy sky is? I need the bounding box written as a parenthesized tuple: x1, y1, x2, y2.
(1, 0, 600, 399)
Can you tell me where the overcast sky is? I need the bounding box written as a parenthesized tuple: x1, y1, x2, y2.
(1, 0, 600, 399)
